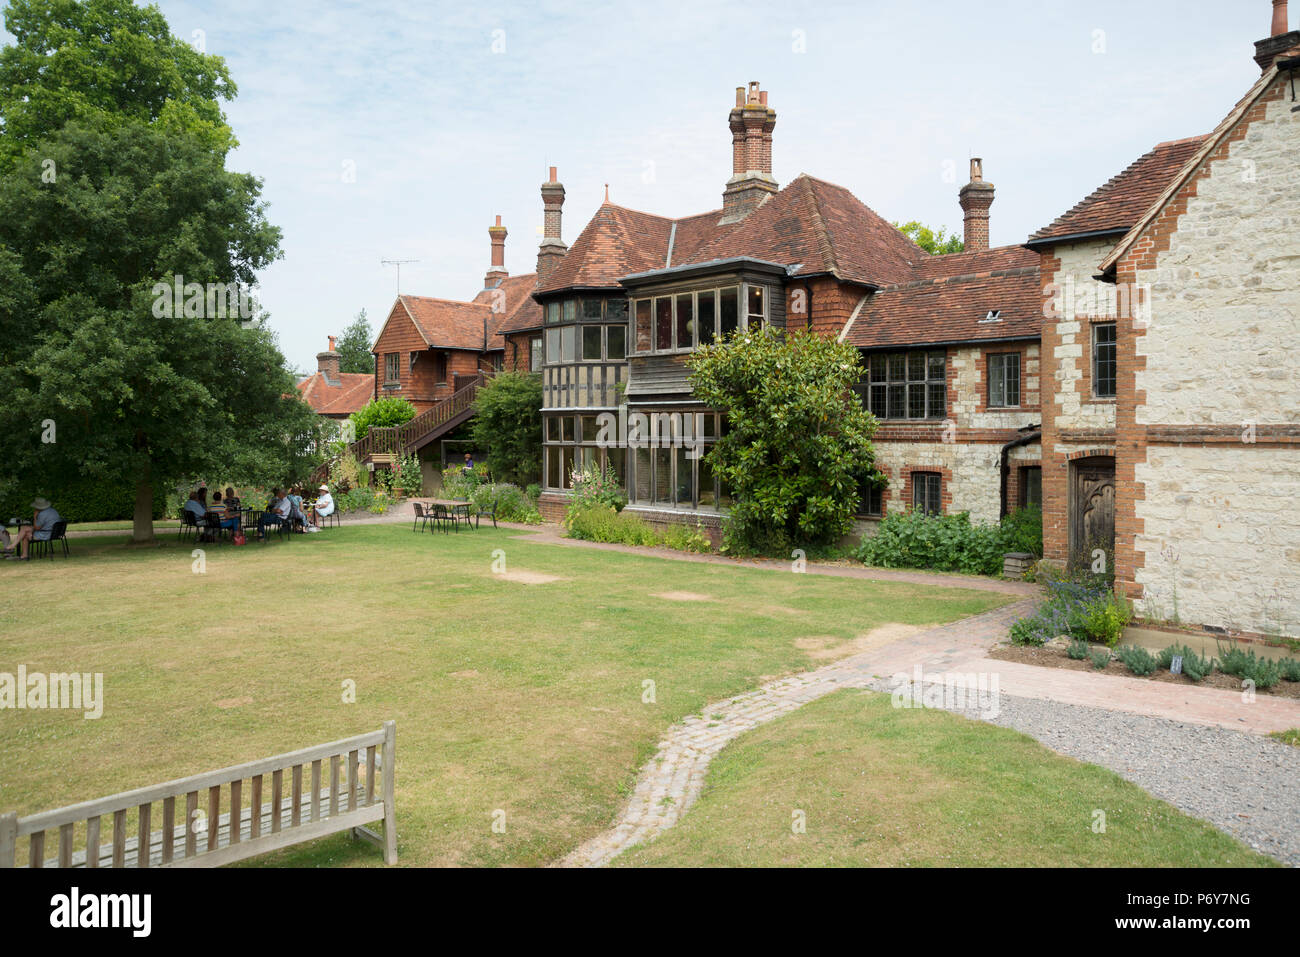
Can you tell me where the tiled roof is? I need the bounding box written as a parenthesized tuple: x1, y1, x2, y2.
(1027, 136, 1209, 244)
(297, 371, 372, 416)
(680, 174, 923, 286)
(399, 295, 497, 351)
(538, 174, 925, 294)
(844, 244, 1041, 350)
(474, 272, 542, 336)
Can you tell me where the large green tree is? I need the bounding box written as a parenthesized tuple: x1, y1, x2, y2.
(0, 0, 313, 542)
(469, 371, 543, 486)
(336, 308, 374, 374)
(895, 221, 964, 255)
(687, 328, 881, 553)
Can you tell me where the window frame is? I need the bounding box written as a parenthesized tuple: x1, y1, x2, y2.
(912, 471, 942, 516)
(864, 349, 947, 420)
(630, 283, 766, 357)
(1092, 322, 1117, 399)
(383, 352, 400, 386)
(987, 352, 1021, 408)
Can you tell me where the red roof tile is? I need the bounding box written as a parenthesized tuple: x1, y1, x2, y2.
(1028, 136, 1209, 244)
(536, 204, 681, 293)
(297, 372, 373, 416)
(473, 272, 542, 336)
(844, 244, 1041, 350)
(398, 295, 497, 351)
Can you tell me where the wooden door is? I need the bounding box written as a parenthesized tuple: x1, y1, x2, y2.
(1070, 457, 1115, 572)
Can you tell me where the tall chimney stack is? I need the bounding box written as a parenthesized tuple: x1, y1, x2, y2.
(317, 337, 340, 383)
(537, 167, 567, 284)
(958, 158, 995, 253)
(720, 82, 778, 224)
(1254, 0, 1300, 72)
(485, 214, 508, 289)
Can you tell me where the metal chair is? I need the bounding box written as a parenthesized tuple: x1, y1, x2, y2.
(31, 521, 70, 559)
(412, 503, 428, 533)
(178, 511, 200, 543)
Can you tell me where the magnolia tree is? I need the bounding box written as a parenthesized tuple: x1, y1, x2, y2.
(687, 327, 882, 553)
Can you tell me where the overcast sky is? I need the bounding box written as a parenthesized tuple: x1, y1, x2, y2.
(2, 0, 1282, 372)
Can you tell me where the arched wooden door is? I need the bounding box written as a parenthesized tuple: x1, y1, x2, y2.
(1069, 456, 1115, 572)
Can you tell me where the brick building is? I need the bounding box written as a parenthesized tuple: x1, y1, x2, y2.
(296, 336, 373, 420)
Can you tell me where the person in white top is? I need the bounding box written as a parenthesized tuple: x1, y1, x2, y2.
(311, 485, 335, 527)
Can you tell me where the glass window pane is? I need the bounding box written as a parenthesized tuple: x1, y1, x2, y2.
(561, 416, 574, 442)
(605, 298, 627, 324)
(700, 413, 716, 439)
(1006, 354, 1020, 406)
(561, 447, 576, 489)
(928, 382, 945, 418)
(698, 454, 717, 507)
(582, 325, 602, 361)
(989, 355, 1006, 407)
(634, 447, 652, 503)
(655, 298, 673, 351)
(908, 383, 927, 419)
(561, 325, 576, 362)
(606, 447, 626, 486)
(546, 302, 560, 324)
(653, 448, 671, 504)
(675, 446, 695, 506)
(606, 325, 626, 360)
(635, 300, 652, 353)
(719, 287, 739, 338)
(676, 293, 694, 350)
(546, 416, 560, 442)
(546, 447, 560, 488)
(582, 297, 603, 321)
(928, 352, 945, 379)
(562, 300, 577, 322)
(908, 352, 926, 381)
(869, 384, 886, 418)
(697, 291, 716, 345)
(887, 384, 905, 418)
(545, 328, 560, 363)
(747, 285, 765, 325)
(888, 354, 905, 381)
(870, 354, 886, 382)
(580, 415, 600, 442)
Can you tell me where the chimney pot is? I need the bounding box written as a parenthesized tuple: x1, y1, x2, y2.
(328, 335, 336, 351)
(486, 216, 508, 288)
(548, 166, 557, 183)
(1274, 0, 1289, 36)
(537, 169, 568, 284)
(970, 158, 983, 182)
(759, 90, 768, 106)
(735, 87, 744, 107)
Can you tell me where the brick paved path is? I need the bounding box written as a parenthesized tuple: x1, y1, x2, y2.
(560, 596, 1300, 867)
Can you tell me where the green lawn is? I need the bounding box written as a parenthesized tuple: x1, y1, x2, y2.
(616, 689, 1272, 867)
(0, 525, 1011, 866)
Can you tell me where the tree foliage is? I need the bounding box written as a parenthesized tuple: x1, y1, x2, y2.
(350, 396, 417, 440)
(895, 220, 964, 255)
(0, 0, 312, 541)
(469, 372, 543, 486)
(336, 308, 374, 374)
(686, 328, 881, 553)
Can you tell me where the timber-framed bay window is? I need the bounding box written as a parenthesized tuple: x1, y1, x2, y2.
(630, 282, 765, 356)
(862, 349, 947, 420)
(625, 410, 732, 511)
(543, 296, 628, 366)
(543, 413, 628, 491)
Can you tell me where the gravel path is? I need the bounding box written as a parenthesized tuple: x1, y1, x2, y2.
(872, 679, 1300, 866)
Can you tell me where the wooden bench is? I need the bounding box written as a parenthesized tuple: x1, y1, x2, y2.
(0, 721, 396, 868)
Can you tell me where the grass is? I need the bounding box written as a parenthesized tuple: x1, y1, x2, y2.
(1269, 728, 1300, 748)
(0, 524, 1011, 867)
(615, 690, 1273, 867)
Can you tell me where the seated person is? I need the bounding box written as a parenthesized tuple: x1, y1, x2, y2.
(12, 497, 62, 560)
(287, 486, 308, 527)
(209, 491, 240, 533)
(224, 486, 241, 509)
(311, 485, 335, 526)
(182, 490, 206, 524)
(257, 489, 292, 538)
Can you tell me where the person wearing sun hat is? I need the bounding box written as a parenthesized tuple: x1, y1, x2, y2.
(9, 496, 61, 560)
(310, 484, 334, 528)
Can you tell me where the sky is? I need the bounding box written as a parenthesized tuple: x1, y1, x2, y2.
(2, 0, 1282, 373)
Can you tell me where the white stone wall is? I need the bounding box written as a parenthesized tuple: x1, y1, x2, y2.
(1045, 239, 1118, 445)
(1130, 86, 1300, 637)
(1133, 445, 1299, 638)
(1135, 96, 1300, 425)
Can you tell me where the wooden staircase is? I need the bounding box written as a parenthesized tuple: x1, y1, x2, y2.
(312, 376, 482, 483)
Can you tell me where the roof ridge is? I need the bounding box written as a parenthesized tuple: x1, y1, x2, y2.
(798, 176, 839, 276)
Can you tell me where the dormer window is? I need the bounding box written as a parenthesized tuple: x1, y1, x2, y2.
(980, 310, 1002, 323)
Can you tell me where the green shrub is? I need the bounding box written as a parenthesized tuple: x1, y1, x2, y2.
(1217, 643, 1281, 689)
(565, 503, 659, 546)
(1067, 638, 1090, 660)
(394, 454, 423, 495)
(1001, 504, 1043, 558)
(1116, 645, 1156, 676)
(662, 522, 712, 554)
(1278, 657, 1300, 682)
(567, 463, 626, 515)
(1009, 618, 1048, 647)
(469, 371, 543, 486)
(1155, 644, 1215, 682)
(468, 482, 542, 525)
(349, 396, 416, 440)
(1089, 648, 1111, 670)
(441, 463, 488, 500)
(1081, 593, 1131, 647)
(0, 476, 167, 524)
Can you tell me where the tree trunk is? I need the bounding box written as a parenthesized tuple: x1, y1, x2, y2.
(132, 460, 154, 544)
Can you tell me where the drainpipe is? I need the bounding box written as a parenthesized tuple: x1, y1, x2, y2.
(999, 427, 1041, 520)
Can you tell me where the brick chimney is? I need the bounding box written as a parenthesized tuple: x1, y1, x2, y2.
(1254, 0, 1300, 72)
(720, 82, 778, 225)
(537, 167, 567, 284)
(958, 158, 995, 253)
(317, 336, 340, 384)
(485, 215, 508, 289)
